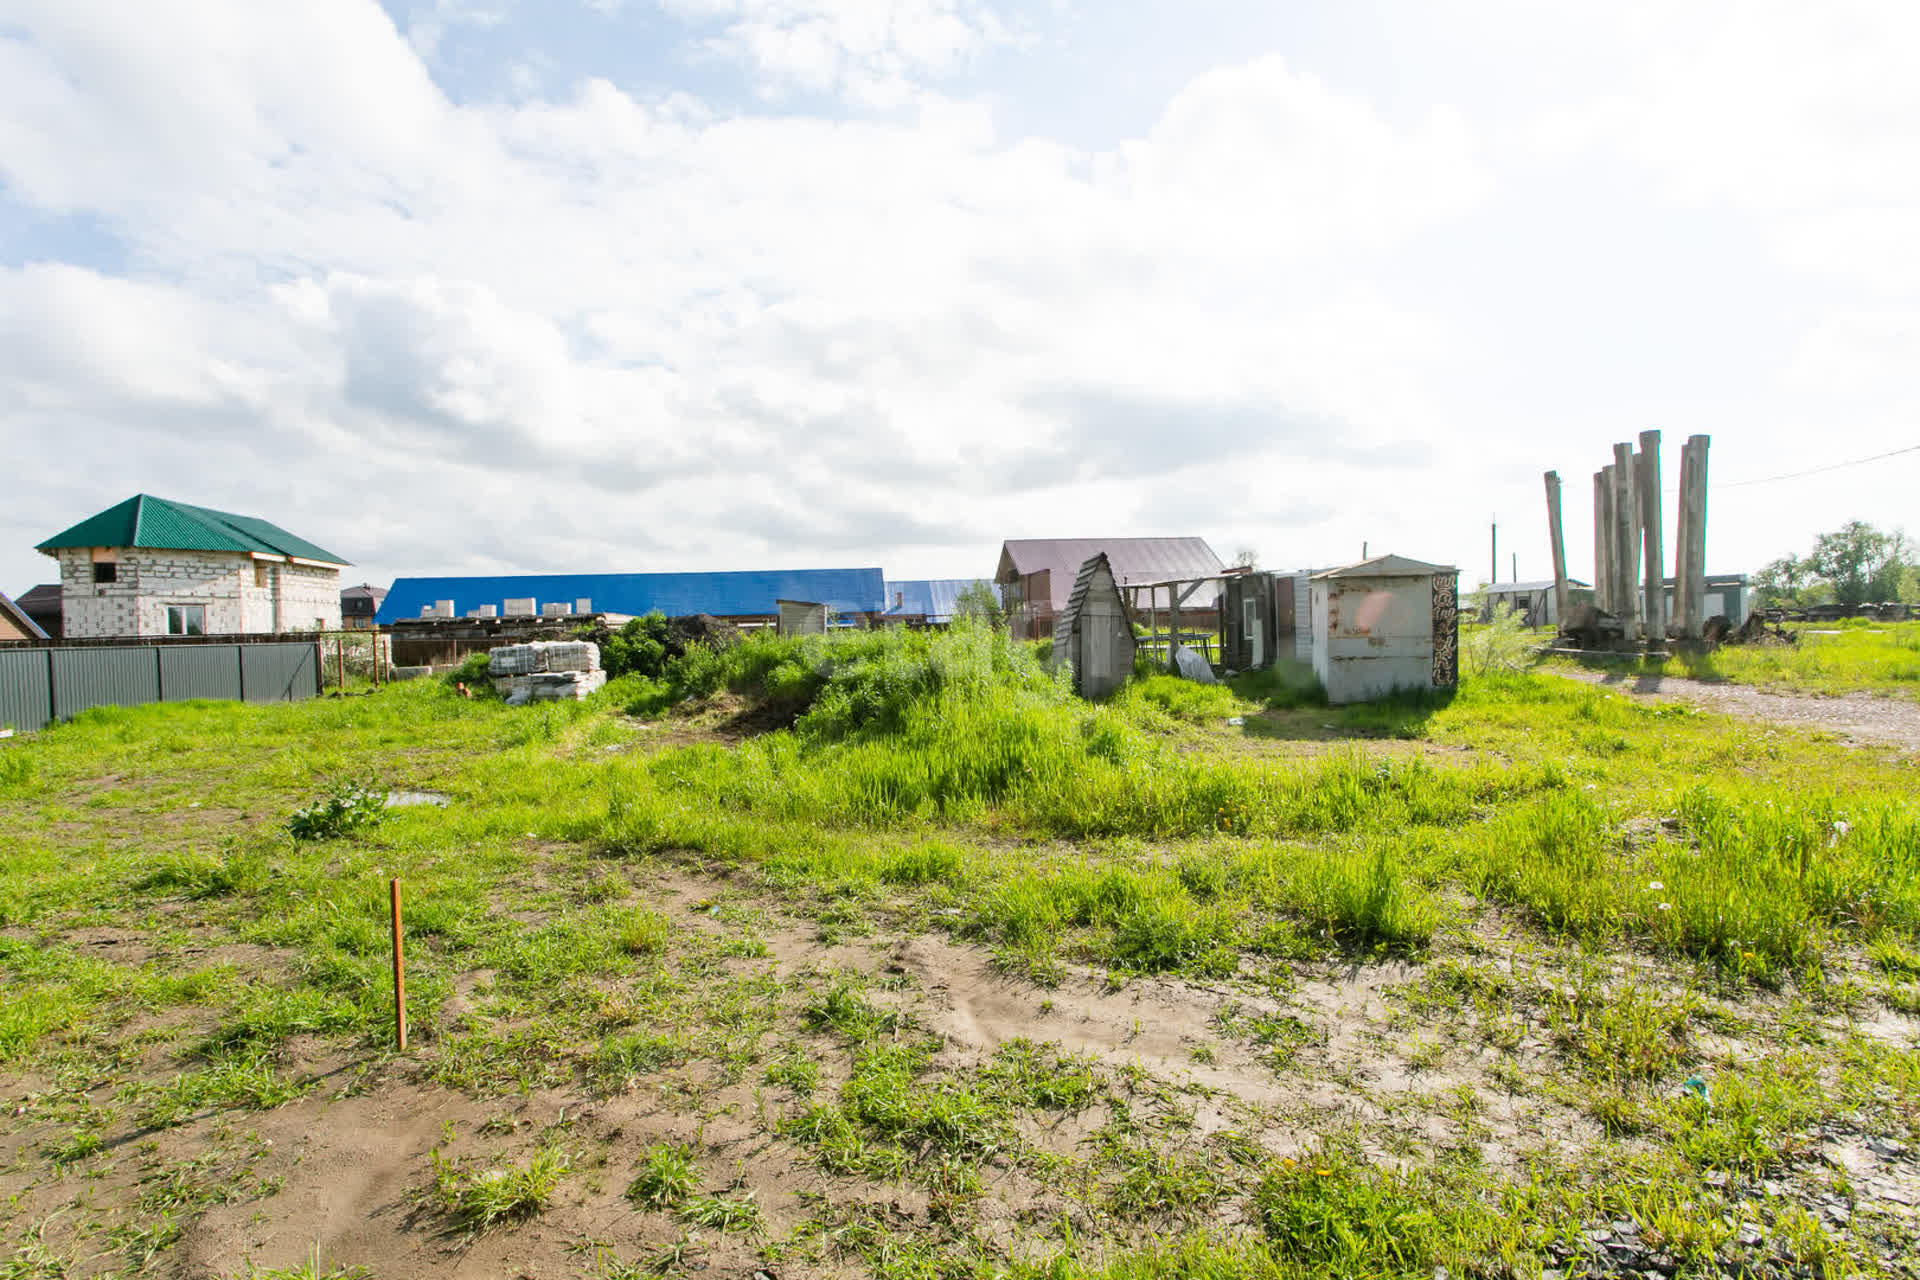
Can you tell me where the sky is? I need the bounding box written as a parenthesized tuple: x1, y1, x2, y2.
(3, 0, 1917, 601)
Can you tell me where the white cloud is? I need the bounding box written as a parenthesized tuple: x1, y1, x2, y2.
(1537, 1, 1920, 285)
(656, 0, 1013, 105)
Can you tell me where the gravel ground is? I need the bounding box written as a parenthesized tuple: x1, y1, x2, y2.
(1551, 668, 1920, 752)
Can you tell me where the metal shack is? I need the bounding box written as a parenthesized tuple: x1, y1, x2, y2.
(1309, 555, 1460, 705)
(776, 599, 828, 636)
(1052, 553, 1136, 698)
(1482, 578, 1593, 628)
(1220, 571, 1311, 670)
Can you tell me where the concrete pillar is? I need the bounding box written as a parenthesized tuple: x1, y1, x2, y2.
(1637, 430, 1666, 642)
(1682, 434, 1710, 637)
(1595, 468, 1613, 613)
(1545, 471, 1568, 625)
(1612, 443, 1638, 636)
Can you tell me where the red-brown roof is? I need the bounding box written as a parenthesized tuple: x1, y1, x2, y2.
(996, 538, 1223, 611)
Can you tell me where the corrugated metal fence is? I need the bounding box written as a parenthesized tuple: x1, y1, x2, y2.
(0, 642, 320, 732)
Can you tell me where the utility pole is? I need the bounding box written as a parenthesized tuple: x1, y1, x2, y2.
(1490, 521, 1497, 588)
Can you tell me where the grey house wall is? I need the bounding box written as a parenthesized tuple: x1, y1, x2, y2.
(0, 641, 320, 731)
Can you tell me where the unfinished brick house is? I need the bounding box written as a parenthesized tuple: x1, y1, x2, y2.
(35, 495, 349, 638)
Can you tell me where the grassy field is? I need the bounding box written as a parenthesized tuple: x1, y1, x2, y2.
(1544, 619, 1920, 699)
(1, 625, 1916, 1278)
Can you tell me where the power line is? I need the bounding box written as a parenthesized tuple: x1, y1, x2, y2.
(1720, 442, 1920, 489)
(1640, 441, 1920, 495)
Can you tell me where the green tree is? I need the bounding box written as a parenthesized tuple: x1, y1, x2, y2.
(1751, 555, 1811, 608)
(953, 580, 1005, 630)
(1807, 521, 1914, 605)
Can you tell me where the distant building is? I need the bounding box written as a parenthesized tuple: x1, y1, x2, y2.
(1482, 578, 1594, 628)
(34, 495, 348, 638)
(341, 583, 388, 630)
(1309, 554, 1460, 705)
(14, 584, 62, 638)
(0, 591, 49, 642)
(882, 579, 985, 626)
(996, 538, 1223, 640)
(376, 568, 886, 628)
(1664, 574, 1748, 623)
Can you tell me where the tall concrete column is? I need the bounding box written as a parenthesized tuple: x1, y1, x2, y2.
(1673, 442, 1694, 638)
(1595, 469, 1613, 613)
(1683, 434, 1710, 637)
(1612, 443, 1638, 636)
(1637, 430, 1666, 643)
(1545, 471, 1568, 624)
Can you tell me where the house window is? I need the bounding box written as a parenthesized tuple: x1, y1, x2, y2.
(92, 562, 118, 584)
(167, 605, 206, 636)
(255, 563, 271, 588)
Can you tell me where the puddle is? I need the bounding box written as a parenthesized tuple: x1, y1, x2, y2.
(384, 790, 451, 808)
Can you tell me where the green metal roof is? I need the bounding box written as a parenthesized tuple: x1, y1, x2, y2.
(36, 495, 349, 565)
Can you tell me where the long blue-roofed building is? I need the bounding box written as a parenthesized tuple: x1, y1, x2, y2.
(882, 579, 989, 626)
(376, 568, 887, 627)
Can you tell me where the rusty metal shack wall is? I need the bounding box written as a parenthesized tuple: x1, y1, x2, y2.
(1310, 574, 1448, 705)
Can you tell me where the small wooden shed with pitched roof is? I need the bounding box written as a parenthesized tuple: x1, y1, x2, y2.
(1051, 553, 1136, 698)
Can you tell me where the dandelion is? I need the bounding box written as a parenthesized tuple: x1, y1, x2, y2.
(1315, 1168, 1332, 1177)
(1656, 902, 1671, 912)
(1647, 880, 1664, 891)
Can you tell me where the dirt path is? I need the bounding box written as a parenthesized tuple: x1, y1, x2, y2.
(1551, 668, 1920, 751)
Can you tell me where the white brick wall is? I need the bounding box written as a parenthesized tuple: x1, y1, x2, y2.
(58, 548, 341, 638)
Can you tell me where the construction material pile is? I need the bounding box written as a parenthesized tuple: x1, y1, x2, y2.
(489, 641, 606, 704)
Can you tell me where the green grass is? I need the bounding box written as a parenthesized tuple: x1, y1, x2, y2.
(626, 1142, 699, 1209)
(1, 621, 1915, 1277)
(430, 1144, 569, 1230)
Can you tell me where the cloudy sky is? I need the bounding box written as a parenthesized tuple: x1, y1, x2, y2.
(3, 0, 1916, 600)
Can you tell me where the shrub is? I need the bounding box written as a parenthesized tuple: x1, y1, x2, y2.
(1462, 608, 1535, 677)
(286, 781, 386, 840)
(602, 612, 671, 680)
(448, 652, 493, 687)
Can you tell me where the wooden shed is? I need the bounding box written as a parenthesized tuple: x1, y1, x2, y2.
(1051, 553, 1136, 698)
(1308, 555, 1459, 705)
(776, 599, 828, 636)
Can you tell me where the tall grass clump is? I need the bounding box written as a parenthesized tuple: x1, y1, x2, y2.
(1471, 791, 1618, 938)
(1652, 787, 1920, 976)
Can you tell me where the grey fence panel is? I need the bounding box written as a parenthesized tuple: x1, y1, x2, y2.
(241, 644, 320, 703)
(51, 647, 162, 720)
(160, 646, 244, 702)
(0, 649, 53, 732)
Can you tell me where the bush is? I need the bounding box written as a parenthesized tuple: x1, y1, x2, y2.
(448, 652, 494, 688)
(287, 781, 387, 840)
(602, 612, 671, 680)
(1462, 608, 1535, 677)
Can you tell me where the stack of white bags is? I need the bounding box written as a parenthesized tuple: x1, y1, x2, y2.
(488, 641, 606, 704)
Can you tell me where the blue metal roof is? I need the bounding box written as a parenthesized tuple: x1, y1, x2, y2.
(376, 568, 887, 625)
(883, 579, 986, 624)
